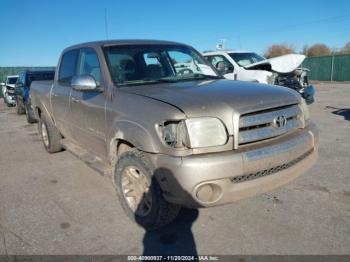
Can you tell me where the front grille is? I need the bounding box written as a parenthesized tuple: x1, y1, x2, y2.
(239, 104, 302, 145)
(230, 149, 314, 183)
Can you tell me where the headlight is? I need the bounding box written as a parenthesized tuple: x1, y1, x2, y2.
(300, 99, 310, 121)
(161, 117, 228, 149)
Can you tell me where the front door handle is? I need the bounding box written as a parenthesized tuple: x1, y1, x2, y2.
(71, 97, 80, 103)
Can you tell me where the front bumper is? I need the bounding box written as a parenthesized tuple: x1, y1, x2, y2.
(4, 93, 16, 105)
(300, 85, 315, 104)
(149, 122, 319, 208)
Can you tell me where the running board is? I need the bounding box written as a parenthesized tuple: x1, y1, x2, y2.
(60, 139, 112, 177)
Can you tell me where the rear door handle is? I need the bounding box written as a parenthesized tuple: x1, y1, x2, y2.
(71, 97, 80, 103)
(51, 92, 58, 97)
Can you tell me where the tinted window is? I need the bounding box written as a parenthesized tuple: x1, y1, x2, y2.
(58, 50, 79, 84)
(8, 77, 18, 84)
(228, 52, 265, 67)
(77, 48, 101, 85)
(143, 53, 161, 66)
(18, 73, 26, 85)
(104, 45, 218, 87)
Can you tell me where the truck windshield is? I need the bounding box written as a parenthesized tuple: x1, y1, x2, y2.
(104, 44, 219, 87)
(8, 77, 18, 84)
(229, 52, 265, 67)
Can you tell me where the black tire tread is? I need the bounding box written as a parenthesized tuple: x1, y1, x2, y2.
(115, 149, 180, 230)
(39, 113, 62, 153)
(25, 102, 37, 123)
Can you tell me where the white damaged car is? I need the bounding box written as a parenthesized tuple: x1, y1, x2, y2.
(2, 75, 18, 107)
(203, 51, 315, 104)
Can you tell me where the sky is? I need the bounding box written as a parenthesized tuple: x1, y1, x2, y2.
(1, 0, 350, 66)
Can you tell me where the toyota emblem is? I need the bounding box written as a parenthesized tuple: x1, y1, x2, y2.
(273, 115, 287, 128)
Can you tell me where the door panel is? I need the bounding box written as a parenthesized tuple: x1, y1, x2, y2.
(51, 49, 79, 137)
(51, 84, 72, 137)
(69, 48, 107, 159)
(72, 91, 107, 159)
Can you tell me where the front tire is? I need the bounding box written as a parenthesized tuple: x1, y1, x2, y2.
(38, 113, 63, 153)
(114, 149, 180, 230)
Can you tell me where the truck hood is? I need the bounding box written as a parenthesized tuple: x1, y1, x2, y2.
(244, 54, 306, 74)
(122, 79, 300, 118)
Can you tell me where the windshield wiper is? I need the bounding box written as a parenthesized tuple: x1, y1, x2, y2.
(157, 74, 221, 83)
(192, 73, 221, 80)
(156, 77, 181, 83)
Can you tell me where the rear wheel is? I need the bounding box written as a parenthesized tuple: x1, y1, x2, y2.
(114, 149, 180, 230)
(38, 113, 63, 153)
(24, 101, 37, 123)
(16, 97, 25, 115)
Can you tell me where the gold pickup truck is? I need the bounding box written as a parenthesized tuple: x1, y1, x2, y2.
(30, 40, 319, 229)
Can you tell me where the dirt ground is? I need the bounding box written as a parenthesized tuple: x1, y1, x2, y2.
(0, 83, 349, 255)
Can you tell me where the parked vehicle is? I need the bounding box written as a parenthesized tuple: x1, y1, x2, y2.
(15, 70, 55, 123)
(2, 75, 18, 107)
(31, 40, 319, 229)
(203, 51, 315, 104)
(0, 82, 5, 98)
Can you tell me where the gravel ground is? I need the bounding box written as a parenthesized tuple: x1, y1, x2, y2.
(0, 83, 349, 255)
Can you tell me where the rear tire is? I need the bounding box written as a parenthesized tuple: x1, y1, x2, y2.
(38, 113, 63, 153)
(24, 101, 37, 123)
(16, 97, 25, 115)
(114, 149, 181, 230)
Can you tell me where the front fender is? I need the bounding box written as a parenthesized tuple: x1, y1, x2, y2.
(107, 119, 160, 160)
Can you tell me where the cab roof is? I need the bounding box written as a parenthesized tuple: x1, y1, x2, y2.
(65, 39, 188, 51)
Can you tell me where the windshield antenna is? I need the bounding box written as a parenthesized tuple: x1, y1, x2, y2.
(104, 8, 109, 40)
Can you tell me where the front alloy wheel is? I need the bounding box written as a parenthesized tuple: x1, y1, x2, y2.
(121, 166, 153, 217)
(115, 149, 181, 230)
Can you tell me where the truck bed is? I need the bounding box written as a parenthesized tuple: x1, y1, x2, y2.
(30, 80, 54, 117)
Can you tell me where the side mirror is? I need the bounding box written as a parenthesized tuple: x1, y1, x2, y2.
(71, 75, 98, 91)
(0, 82, 4, 86)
